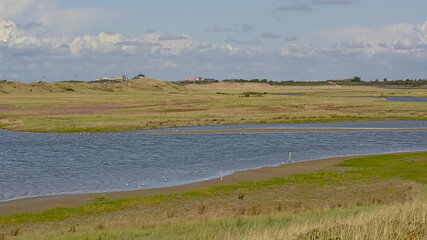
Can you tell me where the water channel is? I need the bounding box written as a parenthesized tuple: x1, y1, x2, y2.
(1, 121, 426, 202)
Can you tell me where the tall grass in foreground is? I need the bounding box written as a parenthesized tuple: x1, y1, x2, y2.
(180, 198, 426, 240)
(20, 196, 426, 240)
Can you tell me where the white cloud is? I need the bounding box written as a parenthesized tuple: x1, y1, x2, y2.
(1, 17, 242, 60)
(315, 21, 427, 55)
(0, 0, 35, 17)
(33, 2, 119, 37)
(195, 43, 241, 55)
(281, 44, 315, 58)
(0, 19, 18, 42)
(70, 32, 123, 55)
(143, 33, 197, 55)
(0, 19, 49, 47)
(158, 33, 189, 41)
(0, 0, 122, 38)
(218, 44, 241, 55)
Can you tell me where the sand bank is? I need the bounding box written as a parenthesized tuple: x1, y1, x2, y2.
(142, 128, 427, 135)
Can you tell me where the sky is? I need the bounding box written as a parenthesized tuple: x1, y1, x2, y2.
(1, 0, 427, 83)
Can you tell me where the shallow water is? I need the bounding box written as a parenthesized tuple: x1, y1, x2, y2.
(385, 97, 427, 103)
(1, 121, 426, 202)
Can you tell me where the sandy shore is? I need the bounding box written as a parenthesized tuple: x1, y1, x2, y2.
(143, 128, 427, 134)
(0, 154, 375, 216)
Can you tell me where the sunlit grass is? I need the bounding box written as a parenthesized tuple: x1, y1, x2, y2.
(36, 198, 424, 240)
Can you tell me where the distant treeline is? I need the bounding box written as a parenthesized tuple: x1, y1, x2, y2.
(174, 77, 427, 87)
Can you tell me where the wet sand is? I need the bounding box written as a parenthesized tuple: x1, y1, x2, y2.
(0, 155, 370, 216)
(143, 128, 427, 134)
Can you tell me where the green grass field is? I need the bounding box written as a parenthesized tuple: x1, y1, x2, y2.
(1, 152, 426, 239)
(1, 79, 426, 133)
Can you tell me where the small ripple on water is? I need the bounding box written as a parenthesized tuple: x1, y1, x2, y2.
(0, 121, 426, 202)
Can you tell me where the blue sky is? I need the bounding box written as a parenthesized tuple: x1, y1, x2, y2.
(1, 0, 427, 82)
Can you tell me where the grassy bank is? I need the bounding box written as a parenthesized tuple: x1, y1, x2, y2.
(0, 152, 426, 239)
(1, 80, 426, 133)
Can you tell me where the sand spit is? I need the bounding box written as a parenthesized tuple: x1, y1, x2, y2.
(143, 128, 427, 135)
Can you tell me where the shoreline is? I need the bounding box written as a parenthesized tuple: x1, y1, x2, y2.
(1, 152, 419, 216)
(143, 128, 427, 134)
(1, 120, 426, 134)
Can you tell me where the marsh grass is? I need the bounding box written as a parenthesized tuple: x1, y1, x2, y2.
(1, 152, 426, 239)
(12, 199, 426, 240)
(1, 81, 426, 133)
(88, 194, 111, 203)
(338, 152, 427, 183)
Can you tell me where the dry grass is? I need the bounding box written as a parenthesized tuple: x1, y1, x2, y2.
(4, 192, 425, 240)
(259, 198, 426, 240)
(0, 80, 426, 133)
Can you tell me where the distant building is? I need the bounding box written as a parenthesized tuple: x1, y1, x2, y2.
(133, 72, 146, 79)
(185, 77, 204, 81)
(117, 75, 128, 81)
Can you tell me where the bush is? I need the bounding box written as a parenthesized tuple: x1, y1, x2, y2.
(88, 194, 110, 203)
(198, 204, 207, 215)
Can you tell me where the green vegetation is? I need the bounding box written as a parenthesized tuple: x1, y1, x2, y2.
(1, 79, 426, 133)
(0, 152, 426, 239)
(175, 77, 427, 87)
(339, 153, 427, 183)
